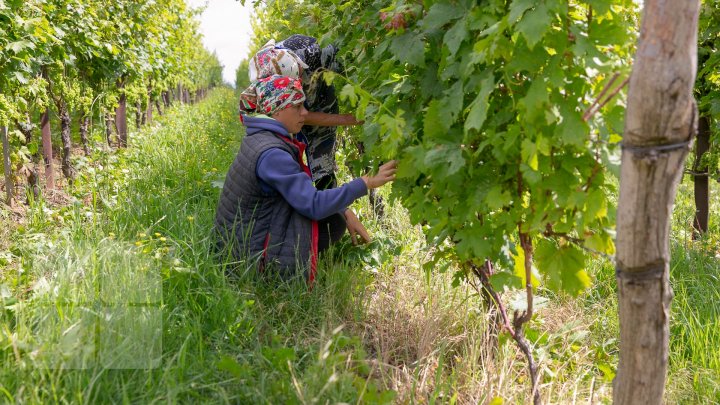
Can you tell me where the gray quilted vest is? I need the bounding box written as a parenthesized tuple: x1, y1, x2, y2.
(215, 130, 314, 280)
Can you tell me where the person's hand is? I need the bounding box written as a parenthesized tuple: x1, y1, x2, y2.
(344, 209, 371, 245)
(361, 160, 397, 189)
(339, 113, 364, 126)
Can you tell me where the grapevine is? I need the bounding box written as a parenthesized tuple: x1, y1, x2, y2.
(251, 0, 639, 400)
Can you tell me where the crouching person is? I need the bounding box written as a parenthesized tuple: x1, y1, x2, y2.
(215, 75, 396, 283)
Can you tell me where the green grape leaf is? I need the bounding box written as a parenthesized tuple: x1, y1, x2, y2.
(521, 138, 539, 171)
(339, 83, 358, 107)
(584, 232, 615, 255)
(446, 148, 465, 175)
(423, 144, 464, 175)
(454, 225, 493, 259)
(485, 185, 511, 210)
(490, 271, 522, 291)
(421, 3, 465, 31)
(13, 71, 29, 84)
(519, 79, 549, 122)
(584, 189, 608, 220)
(509, 0, 536, 23)
(516, 3, 552, 49)
(557, 106, 589, 147)
(444, 16, 468, 56)
(535, 240, 591, 296)
(424, 99, 449, 138)
(514, 243, 541, 287)
(377, 110, 406, 158)
(464, 73, 495, 132)
(439, 80, 464, 123)
(396, 146, 423, 179)
(7, 40, 34, 54)
(536, 135, 551, 155)
(586, 0, 612, 17)
(390, 32, 425, 67)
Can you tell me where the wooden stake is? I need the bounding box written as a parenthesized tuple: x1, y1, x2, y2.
(614, 1, 700, 403)
(41, 109, 55, 190)
(1, 126, 13, 205)
(692, 115, 710, 237)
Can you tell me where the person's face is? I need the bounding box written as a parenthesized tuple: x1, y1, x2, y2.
(272, 103, 308, 134)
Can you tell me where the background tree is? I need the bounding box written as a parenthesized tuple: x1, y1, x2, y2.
(235, 58, 250, 93)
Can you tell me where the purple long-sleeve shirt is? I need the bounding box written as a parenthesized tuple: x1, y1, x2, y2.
(243, 115, 367, 220)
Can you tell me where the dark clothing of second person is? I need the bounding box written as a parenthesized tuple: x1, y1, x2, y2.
(276, 34, 342, 190)
(318, 213, 347, 252)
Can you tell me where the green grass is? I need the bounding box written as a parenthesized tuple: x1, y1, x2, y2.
(0, 90, 394, 403)
(1, 88, 719, 404)
(664, 179, 720, 403)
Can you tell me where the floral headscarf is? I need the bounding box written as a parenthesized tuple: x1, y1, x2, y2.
(249, 40, 308, 82)
(240, 75, 306, 116)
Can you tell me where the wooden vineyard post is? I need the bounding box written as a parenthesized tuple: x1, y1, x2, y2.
(692, 115, 710, 237)
(146, 99, 153, 124)
(105, 112, 116, 147)
(41, 108, 55, 190)
(146, 84, 153, 124)
(1, 126, 12, 204)
(614, 0, 701, 404)
(57, 100, 74, 180)
(79, 111, 91, 155)
(117, 81, 128, 148)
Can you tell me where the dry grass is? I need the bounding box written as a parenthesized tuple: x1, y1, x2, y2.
(337, 199, 615, 404)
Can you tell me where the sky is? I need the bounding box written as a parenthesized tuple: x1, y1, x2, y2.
(186, 0, 254, 86)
